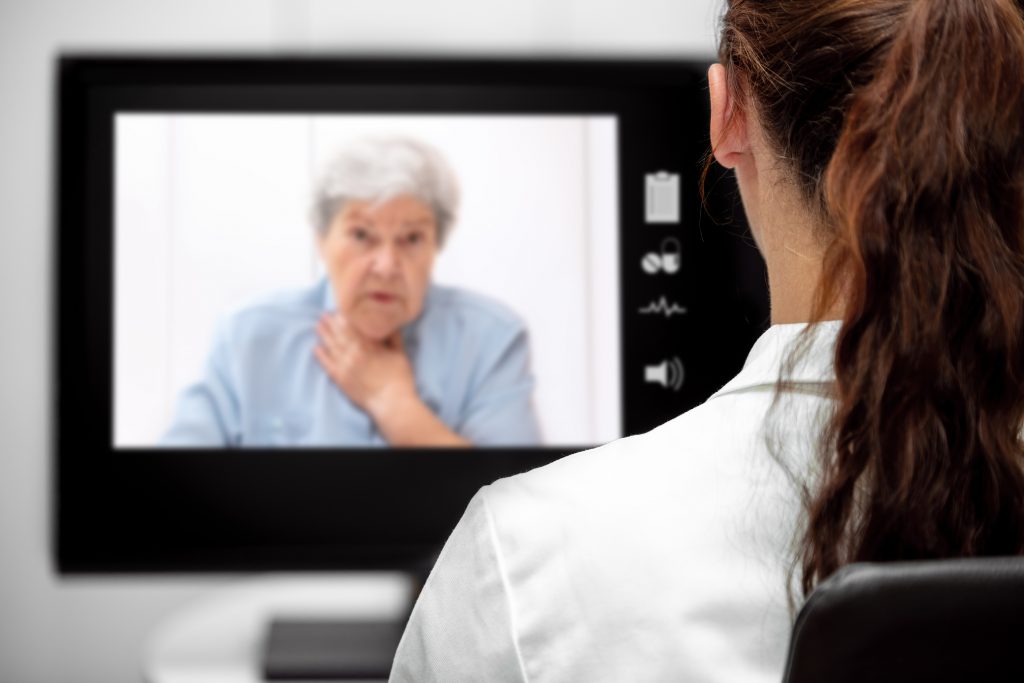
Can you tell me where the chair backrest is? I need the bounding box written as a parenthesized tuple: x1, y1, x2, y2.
(781, 556, 1024, 683)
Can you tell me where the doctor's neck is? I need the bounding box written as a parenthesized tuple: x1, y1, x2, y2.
(745, 165, 846, 327)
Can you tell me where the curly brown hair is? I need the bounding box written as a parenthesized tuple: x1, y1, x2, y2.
(716, 0, 1024, 601)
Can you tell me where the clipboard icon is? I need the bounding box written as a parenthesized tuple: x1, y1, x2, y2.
(645, 171, 680, 224)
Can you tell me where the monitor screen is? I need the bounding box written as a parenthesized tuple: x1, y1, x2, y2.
(114, 112, 621, 449)
(56, 56, 768, 572)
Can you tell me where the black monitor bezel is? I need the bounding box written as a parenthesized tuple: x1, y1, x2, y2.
(55, 55, 768, 573)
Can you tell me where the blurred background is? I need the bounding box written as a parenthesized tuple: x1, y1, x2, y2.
(0, 1, 720, 680)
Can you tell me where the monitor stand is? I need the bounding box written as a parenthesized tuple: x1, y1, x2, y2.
(144, 563, 435, 683)
(261, 618, 406, 680)
(260, 560, 433, 681)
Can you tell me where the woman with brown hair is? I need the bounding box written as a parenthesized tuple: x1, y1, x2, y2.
(390, 1, 1024, 680)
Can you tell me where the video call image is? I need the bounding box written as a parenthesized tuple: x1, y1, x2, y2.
(114, 114, 622, 449)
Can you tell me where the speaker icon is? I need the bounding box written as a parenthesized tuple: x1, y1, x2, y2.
(644, 357, 684, 392)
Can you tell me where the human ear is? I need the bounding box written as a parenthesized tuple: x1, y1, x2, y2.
(708, 63, 748, 169)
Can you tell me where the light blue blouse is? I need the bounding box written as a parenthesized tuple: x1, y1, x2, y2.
(159, 278, 542, 447)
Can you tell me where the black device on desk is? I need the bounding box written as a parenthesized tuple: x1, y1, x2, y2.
(55, 55, 768, 678)
(262, 619, 406, 680)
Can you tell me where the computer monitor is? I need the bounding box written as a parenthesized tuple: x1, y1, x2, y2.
(56, 55, 768, 572)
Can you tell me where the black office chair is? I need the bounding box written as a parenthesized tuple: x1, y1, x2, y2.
(781, 556, 1024, 682)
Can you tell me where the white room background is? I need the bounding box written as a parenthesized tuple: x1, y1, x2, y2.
(0, 0, 719, 680)
(115, 114, 620, 447)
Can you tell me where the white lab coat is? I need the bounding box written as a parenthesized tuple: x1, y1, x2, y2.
(390, 320, 842, 683)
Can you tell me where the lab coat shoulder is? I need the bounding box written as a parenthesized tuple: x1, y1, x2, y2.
(486, 386, 776, 523)
(479, 390, 807, 682)
(389, 487, 529, 683)
(392, 322, 841, 682)
(391, 387, 821, 682)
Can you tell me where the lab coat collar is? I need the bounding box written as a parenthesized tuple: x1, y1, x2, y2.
(708, 319, 842, 401)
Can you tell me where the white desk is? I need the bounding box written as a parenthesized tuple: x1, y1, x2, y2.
(143, 573, 413, 683)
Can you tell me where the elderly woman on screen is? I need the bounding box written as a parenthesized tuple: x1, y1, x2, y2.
(161, 136, 542, 447)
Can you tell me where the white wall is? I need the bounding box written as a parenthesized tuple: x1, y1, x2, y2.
(0, 1, 718, 680)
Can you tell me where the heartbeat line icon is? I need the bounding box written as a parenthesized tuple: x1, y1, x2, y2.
(638, 297, 688, 318)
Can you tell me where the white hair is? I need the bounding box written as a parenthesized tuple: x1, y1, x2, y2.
(310, 135, 460, 248)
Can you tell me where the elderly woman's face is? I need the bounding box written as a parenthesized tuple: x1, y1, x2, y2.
(318, 194, 438, 341)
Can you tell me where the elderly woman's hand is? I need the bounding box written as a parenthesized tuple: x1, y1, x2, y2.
(313, 311, 471, 447)
(314, 312, 417, 420)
